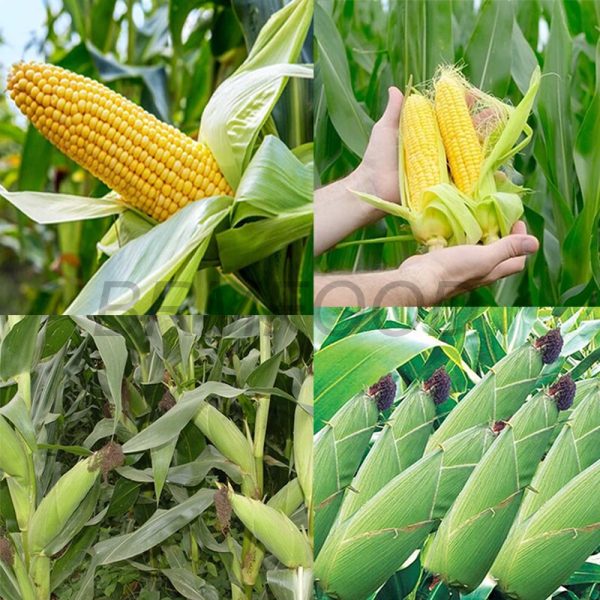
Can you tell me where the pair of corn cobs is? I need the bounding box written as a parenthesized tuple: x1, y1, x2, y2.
(7, 62, 233, 222)
(403, 71, 484, 209)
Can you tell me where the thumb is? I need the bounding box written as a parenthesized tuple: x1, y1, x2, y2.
(377, 87, 403, 128)
(485, 234, 538, 266)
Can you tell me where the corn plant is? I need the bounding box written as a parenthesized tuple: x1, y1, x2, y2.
(0, 315, 313, 599)
(315, 0, 600, 306)
(0, 0, 313, 315)
(313, 306, 600, 600)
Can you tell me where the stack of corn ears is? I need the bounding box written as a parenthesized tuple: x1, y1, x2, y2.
(354, 66, 541, 250)
(311, 329, 600, 600)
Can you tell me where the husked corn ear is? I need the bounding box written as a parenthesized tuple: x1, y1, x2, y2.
(401, 94, 443, 212)
(7, 62, 233, 222)
(435, 74, 483, 195)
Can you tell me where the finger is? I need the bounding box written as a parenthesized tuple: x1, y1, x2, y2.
(482, 234, 538, 269)
(481, 256, 527, 284)
(378, 87, 404, 127)
(511, 220, 527, 235)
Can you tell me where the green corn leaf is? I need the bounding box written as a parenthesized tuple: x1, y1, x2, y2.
(315, 425, 495, 600)
(492, 458, 600, 600)
(294, 375, 313, 508)
(313, 393, 379, 555)
(337, 381, 437, 522)
(518, 379, 600, 521)
(425, 342, 544, 451)
(424, 389, 562, 592)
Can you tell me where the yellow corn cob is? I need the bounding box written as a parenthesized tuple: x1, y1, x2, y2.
(401, 94, 443, 212)
(7, 62, 233, 222)
(434, 74, 483, 195)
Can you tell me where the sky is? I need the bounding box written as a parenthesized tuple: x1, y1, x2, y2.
(0, 1, 48, 73)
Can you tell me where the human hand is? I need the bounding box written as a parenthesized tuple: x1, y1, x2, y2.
(395, 222, 538, 305)
(355, 87, 404, 205)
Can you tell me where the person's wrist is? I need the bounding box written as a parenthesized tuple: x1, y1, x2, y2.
(394, 259, 441, 306)
(348, 163, 385, 223)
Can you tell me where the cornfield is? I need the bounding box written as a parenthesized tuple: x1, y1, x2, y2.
(0, 0, 313, 315)
(314, 306, 600, 600)
(0, 315, 313, 599)
(315, 0, 600, 306)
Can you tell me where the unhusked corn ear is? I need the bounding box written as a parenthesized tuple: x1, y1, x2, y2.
(228, 489, 313, 569)
(401, 94, 444, 212)
(0, 414, 29, 481)
(28, 443, 123, 553)
(7, 62, 233, 222)
(434, 73, 483, 195)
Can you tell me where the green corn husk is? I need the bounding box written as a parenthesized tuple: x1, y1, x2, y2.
(313, 392, 379, 555)
(193, 400, 258, 495)
(0, 415, 29, 482)
(10, 543, 36, 600)
(315, 425, 495, 600)
(0, 415, 34, 531)
(30, 555, 50, 600)
(294, 375, 313, 510)
(518, 379, 600, 521)
(28, 456, 101, 554)
(470, 67, 541, 243)
(425, 342, 544, 452)
(492, 458, 600, 600)
(337, 380, 437, 523)
(424, 388, 562, 591)
(228, 490, 312, 569)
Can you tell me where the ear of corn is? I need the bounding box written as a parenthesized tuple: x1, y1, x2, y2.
(425, 333, 561, 452)
(267, 478, 304, 515)
(434, 72, 483, 196)
(193, 401, 258, 496)
(337, 374, 446, 522)
(401, 94, 448, 212)
(313, 391, 380, 555)
(314, 425, 495, 600)
(28, 455, 101, 554)
(7, 62, 233, 222)
(517, 379, 600, 522)
(228, 490, 312, 569)
(0, 415, 34, 531)
(424, 385, 566, 591)
(0, 415, 29, 482)
(492, 458, 600, 600)
(434, 66, 540, 243)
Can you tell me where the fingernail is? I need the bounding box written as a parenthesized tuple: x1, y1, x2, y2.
(522, 238, 537, 254)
